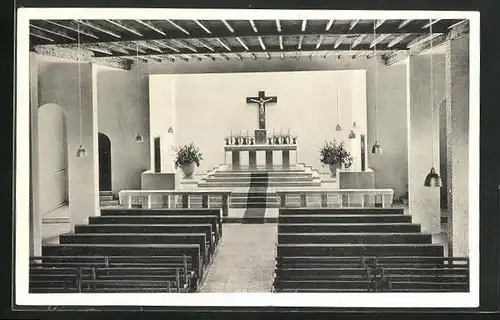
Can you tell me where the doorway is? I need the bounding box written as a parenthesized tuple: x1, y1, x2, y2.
(98, 133, 112, 191)
(154, 137, 161, 173)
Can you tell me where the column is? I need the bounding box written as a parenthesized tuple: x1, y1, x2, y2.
(29, 52, 41, 257)
(282, 150, 290, 169)
(447, 36, 469, 257)
(249, 150, 257, 170)
(407, 54, 444, 235)
(232, 150, 240, 170)
(265, 150, 273, 169)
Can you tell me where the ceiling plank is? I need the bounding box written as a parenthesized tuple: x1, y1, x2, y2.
(135, 20, 166, 35)
(236, 37, 249, 50)
(249, 20, 258, 32)
(30, 31, 55, 42)
(398, 19, 412, 29)
(30, 24, 76, 41)
(351, 34, 366, 48)
(387, 34, 410, 48)
(166, 19, 190, 35)
(334, 35, 346, 48)
(31, 20, 454, 46)
(326, 19, 334, 31)
(374, 20, 386, 29)
(349, 19, 360, 30)
(216, 38, 231, 51)
(105, 20, 143, 36)
(384, 20, 469, 66)
(194, 20, 211, 34)
(90, 41, 406, 59)
(78, 20, 122, 38)
(197, 39, 215, 52)
(221, 20, 234, 33)
(43, 20, 99, 39)
(301, 20, 307, 32)
(276, 19, 282, 32)
(370, 34, 390, 48)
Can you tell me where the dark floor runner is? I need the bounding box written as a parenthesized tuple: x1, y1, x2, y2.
(242, 173, 269, 223)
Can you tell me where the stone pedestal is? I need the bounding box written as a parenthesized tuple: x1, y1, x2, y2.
(282, 150, 290, 169)
(232, 151, 240, 170)
(249, 151, 257, 169)
(265, 150, 273, 168)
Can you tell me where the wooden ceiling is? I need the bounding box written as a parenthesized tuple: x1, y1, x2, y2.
(29, 18, 469, 70)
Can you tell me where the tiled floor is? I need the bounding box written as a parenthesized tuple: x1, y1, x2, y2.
(199, 223, 278, 293)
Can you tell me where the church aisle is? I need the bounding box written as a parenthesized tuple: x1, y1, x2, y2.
(199, 224, 277, 292)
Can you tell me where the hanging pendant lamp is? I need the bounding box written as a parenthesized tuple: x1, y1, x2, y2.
(348, 122, 356, 139)
(424, 20, 442, 187)
(76, 21, 87, 158)
(135, 42, 145, 144)
(335, 82, 342, 131)
(371, 19, 382, 155)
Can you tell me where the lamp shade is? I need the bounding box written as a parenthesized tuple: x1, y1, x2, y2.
(335, 124, 342, 131)
(135, 133, 144, 143)
(348, 130, 356, 139)
(424, 167, 442, 187)
(168, 126, 174, 133)
(371, 141, 383, 154)
(76, 144, 87, 158)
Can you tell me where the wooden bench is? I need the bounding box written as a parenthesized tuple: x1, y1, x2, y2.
(277, 244, 444, 257)
(278, 214, 412, 224)
(277, 233, 432, 244)
(29, 255, 195, 293)
(277, 223, 421, 233)
(41, 244, 203, 285)
(75, 224, 216, 248)
(88, 216, 220, 243)
(100, 208, 223, 237)
(59, 233, 212, 264)
(279, 207, 404, 215)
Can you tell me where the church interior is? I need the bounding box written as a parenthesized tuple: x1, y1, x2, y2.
(26, 16, 472, 294)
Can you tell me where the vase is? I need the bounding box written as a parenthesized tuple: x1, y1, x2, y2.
(182, 163, 196, 178)
(329, 163, 340, 178)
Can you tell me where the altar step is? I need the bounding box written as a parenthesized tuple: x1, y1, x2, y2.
(198, 180, 321, 188)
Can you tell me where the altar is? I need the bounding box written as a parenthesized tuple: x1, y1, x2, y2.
(224, 142, 298, 170)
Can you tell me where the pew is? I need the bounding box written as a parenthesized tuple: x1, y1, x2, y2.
(279, 207, 404, 215)
(277, 233, 433, 244)
(277, 244, 444, 257)
(100, 208, 223, 237)
(29, 255, 195, 293)
(42, 243, 203, 285)
(59, 233, 211, 263)
(74, 224, 215, 248)
(278, 214, 412, 224)
(88, 216, 220, 243)
(277, 223, 421, 233)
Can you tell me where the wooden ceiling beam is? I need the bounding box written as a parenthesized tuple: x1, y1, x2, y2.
(135, 20, 166, 35)
(194, 20, 211, 34)
(30, 23, 76, 41)
(90, 41, 406, 59)
(31, 21, 455, 46)
(384, 20, 469, 66)
(32, 45, 132, 70)
(43, 20, 100, 39)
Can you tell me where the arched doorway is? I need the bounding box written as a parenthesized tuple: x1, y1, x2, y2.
(98, 133, 112, 191)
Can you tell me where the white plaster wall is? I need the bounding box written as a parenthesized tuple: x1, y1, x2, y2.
(447, 36, 470, 257)
(407, 54, 445, 234)
(37, 103, 68, 214)
(153, 70, 366, 176)
(146, 57, 408, 198)
(95, 63, 150, 192)
(149, 74, 176, 173)
(37, 56, 99, 228)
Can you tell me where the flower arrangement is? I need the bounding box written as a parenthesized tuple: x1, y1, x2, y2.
(173, 143, 203, 169)
(319, 140, 353, 168)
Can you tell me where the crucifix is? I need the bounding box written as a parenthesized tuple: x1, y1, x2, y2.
(246, 91, 277, 130)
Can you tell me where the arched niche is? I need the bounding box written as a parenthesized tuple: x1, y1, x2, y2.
(98, 132, 112, 191)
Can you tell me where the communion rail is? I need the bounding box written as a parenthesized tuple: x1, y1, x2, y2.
(118, 189, 232, 217)
(275, 188, 395, 208)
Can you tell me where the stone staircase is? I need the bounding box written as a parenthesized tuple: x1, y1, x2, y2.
(99, 191, 119, 207)
(198, 164, 322, 188)
(196, 164, 323, 209)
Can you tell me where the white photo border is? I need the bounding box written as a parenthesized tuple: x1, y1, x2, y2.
(15, 8, 481, 308)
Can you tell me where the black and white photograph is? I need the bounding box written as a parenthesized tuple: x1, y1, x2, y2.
(14, 8, 480, 308)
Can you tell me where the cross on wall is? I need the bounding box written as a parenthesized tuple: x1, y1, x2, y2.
(246, 91, 277, 130)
